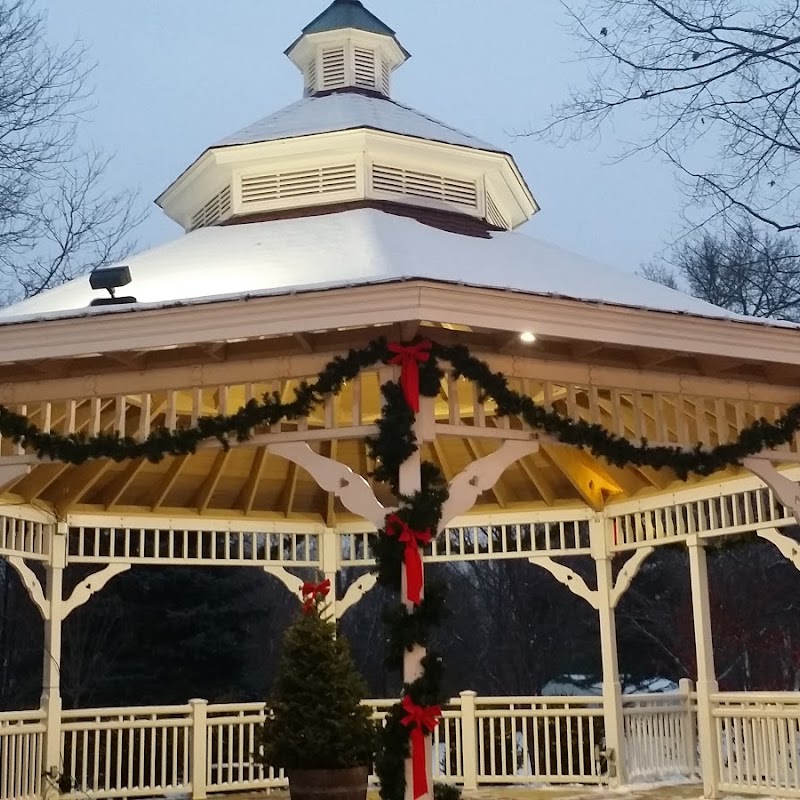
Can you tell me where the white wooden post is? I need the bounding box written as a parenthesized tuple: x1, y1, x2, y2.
(459, 691, 478, 790)
(591, 518, 625, 786)
(679, 678, 698, 778)
(320, 527, 339, 622)
(41, 522, 66, 794)
(190, 698, 208, 800)
(397, 391, 432, 800)
(687, 536, 720, 799)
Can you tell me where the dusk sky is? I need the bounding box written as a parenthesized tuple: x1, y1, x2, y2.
(42, 0, 684, 273)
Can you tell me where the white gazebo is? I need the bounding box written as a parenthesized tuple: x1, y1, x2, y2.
(2, 2, 800, 799)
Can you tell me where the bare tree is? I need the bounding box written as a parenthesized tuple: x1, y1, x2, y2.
(537, 0, 800, 232)
(641, 218, 800, 319)
(0, 0, 142, 305)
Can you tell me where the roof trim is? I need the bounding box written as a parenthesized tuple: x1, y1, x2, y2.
(0, 279, 796, 368)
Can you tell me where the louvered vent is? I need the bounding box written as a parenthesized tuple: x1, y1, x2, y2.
(190, 185, 232, 231)
(306, 57, 318, 94)
(354, 47, 377, 90)
(486, 192, 509, 230)
(241, 164, 358, 206)
(321, 48, 346, 89)
(381, 60, 391, 95)
(372, 165, 479, 209)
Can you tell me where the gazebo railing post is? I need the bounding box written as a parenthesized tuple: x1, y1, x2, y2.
(679, 677, 698, 778)
(41, 521, 66, 799)
(459, 690, 479, 790)
(687, 536, 720, 799)
(591, 517, 625, 787)
(189, 698, 208, 800)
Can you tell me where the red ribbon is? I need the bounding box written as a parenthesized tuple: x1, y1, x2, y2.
(301, 579, 331, 614)
(388, 340, 432, 413)
(386, 514, 431, 606)
(401, 696, 441, 800)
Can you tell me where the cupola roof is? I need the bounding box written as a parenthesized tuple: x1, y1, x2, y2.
(297, 0, 399, 43)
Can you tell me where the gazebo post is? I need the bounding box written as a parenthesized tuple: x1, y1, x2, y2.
(687, 536, 720, 799)
(591, 517, 625, 786)
(398, 395, 432, 800)
(41, 522, 67, 796)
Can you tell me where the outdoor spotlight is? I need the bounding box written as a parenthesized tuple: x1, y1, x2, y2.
(88, 265, 137, 307)
(520, 331, 536, 343)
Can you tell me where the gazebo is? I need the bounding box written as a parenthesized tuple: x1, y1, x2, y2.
(2, 2, 800, 799)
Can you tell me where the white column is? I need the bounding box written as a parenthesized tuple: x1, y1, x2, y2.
(320, 527, 339, 622)
(189, 699, 208, 800)
(687, 536, 720, 799)
(41, 522, 67, 792)
(400, 395, 431, 800)
(459, 690, 479, 791)
(591, 518, 625, 786)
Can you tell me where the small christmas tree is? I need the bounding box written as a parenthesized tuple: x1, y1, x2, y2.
(260, 586, 376, 771)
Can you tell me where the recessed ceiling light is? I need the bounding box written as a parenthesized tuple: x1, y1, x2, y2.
(520, 331, 536, 343)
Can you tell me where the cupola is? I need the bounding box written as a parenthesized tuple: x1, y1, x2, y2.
(155, 0, 538, 234)
(285, 0, 410, 97)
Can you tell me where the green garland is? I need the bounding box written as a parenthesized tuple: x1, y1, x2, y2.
(6, 335, 800, 797)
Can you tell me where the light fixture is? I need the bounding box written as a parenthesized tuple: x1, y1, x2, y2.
(520, 331, 536, 344)
(89, 265, 137, 307)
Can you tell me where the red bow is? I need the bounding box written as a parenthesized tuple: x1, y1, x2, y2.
(388, 340, 432, 413)
(385, 514, 431, 606)
(301, 579, 331, 614)
(401, 696, 441, 800)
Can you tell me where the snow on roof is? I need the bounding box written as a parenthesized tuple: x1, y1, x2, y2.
(0, 208, 769, 327)
(215, 92, 498, 152)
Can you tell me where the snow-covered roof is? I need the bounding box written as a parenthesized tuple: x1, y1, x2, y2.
(214, 92, 498, 152)
(0, 208, 768, 326)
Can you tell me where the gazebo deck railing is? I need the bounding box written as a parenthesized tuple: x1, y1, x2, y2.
(1, 688, 700, 800)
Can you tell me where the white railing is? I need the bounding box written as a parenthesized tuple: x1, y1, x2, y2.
(1, 690, 706, 800)
(713, 692, 800, 797)
(0, 710, 44, 800)
(623, 684, 698, 781)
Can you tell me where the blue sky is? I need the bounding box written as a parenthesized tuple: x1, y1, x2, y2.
(42, 0, 683, 273)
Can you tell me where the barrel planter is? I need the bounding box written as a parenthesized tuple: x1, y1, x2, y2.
(287, 766, 370, 800)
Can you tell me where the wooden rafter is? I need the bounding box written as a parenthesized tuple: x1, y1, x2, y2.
(516, 454, 555, 506)
(53, 460, 113, 516)
(102, 458, 147, 508)
(281, 462, 300, 517)
(152, 456, 189, 510)
(465, 439, 507, 508)
(540, 442, 623, 511)
(17, 464, 70, 503)
(237, 446, 268, 515)
(192, 450, 230, 513)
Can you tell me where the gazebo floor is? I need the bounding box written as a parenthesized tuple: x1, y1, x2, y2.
(248, 785, 711, 800)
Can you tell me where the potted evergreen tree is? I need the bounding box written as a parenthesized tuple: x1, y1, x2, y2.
(260, 581, 376, 800)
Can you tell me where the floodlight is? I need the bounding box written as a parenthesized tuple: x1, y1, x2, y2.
(89, 265, 132, 296)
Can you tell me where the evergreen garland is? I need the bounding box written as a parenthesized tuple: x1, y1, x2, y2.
(8, 335, 800, 796)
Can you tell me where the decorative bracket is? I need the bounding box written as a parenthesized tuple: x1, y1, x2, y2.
(610, 547, 653, 608)
(529, 556, 599, 609)
(440, 440, 540, 528)
(62, 564, 131, 619)
(263, 565, 305, 599)
(6, 556, 48, 619)
(268, 442, 389, 528)
(743, 458, 800, 524)
(757, 527, 800, 572)
(530, 547, 654, 611)
(336, 573, 378, 618)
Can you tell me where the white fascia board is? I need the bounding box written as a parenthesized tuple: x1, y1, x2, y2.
(0, 281, 799, 367)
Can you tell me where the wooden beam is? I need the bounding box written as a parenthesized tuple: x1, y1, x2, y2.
(192, 450, 230, 513)
(280, 462, 299, 517)
(293, 333, 314, 353)
(237, 446, 268, 515)
(517, 454, 555, 506)
(53, 460, 113, 516)
(540, 442, 623, 511)
(432, 439, 455, 482)
(152, 456, 189, 510)
(465, 438, 507, 508)
(16, 464, 70, 503)
(325, 440, 338, 528)
(101, 458, 147, 508)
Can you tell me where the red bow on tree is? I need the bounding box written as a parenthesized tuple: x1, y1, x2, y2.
(387, 340, 432, 413)
(401, 695, 441, 800)
(385, 514, 431, 606)
(301, 578, 331, 614)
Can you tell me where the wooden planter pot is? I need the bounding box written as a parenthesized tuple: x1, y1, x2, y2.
(287, 766, 370, 800)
